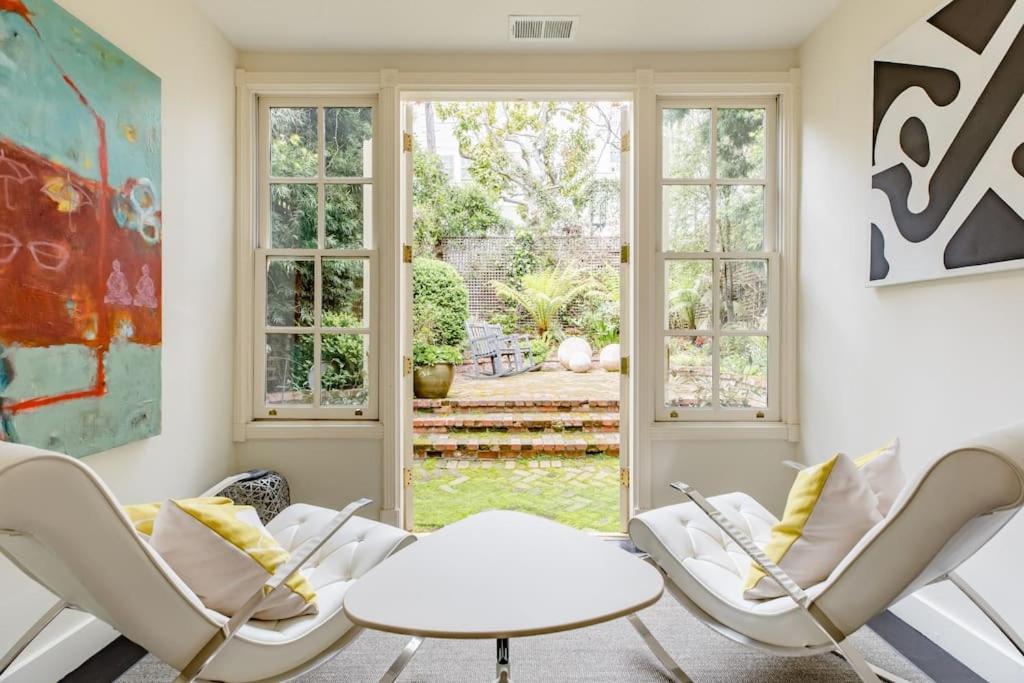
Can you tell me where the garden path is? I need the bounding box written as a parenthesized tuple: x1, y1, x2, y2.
(449, 364, 618, 402)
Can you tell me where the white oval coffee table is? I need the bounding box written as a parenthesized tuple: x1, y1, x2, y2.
(343, 510, 687, 682)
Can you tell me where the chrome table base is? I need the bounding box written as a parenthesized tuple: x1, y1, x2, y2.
(378, 614, 684, 683)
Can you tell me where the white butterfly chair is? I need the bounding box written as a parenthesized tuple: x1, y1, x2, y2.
(629, 422, 1024, 683)
(0, 442, 415, 683)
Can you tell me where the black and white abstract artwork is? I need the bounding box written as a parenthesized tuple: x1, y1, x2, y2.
(870, 0, 1024, 285)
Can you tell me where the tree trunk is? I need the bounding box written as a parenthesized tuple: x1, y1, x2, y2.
(424, 102, 437, 154)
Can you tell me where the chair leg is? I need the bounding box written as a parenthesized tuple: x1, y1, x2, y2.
(0, 600, 67, 676)
(379, 636, 423, 683)
(831, 639, 918, 683)
(948, 572, 1024, 659)
(626, 613, 692, 682)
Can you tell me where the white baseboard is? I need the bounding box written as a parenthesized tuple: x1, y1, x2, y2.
(891, 594, 1024, 683)
(2, 613, 118, 683)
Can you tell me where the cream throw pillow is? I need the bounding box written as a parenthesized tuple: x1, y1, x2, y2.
(123, 497, 233, 539)
(150, 499, 317, 620)
(743, 454, 882, 600)
(855, 439, 905, 516)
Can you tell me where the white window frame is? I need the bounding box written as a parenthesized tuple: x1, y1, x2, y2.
(253, 96, 380, 421)
(655, 97, 781, 422)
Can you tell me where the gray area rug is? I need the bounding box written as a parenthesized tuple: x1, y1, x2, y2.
(118, 595, 929, 682)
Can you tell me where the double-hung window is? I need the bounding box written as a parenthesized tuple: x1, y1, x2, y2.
(657, 99, 780, 421)
(254, 98, 378, 419)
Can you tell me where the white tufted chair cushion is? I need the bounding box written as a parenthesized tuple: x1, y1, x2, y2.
(197, 504, 415, 682)
(629, 492, 830, 649)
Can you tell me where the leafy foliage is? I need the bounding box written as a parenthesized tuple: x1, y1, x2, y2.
(409, 255, 468, 352)
(490, 267, 593, 337)
(269, 107, 371, 249)
(571, 265, 620, 349)
(413, 150, 507, 255)
(436, 101, 620, 235)
(290, 312, 366, 393)
(508, 229, 541, 284)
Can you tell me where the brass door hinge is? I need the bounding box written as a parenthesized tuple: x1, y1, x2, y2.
(403, 356, 413, 376)
(620, 356, 629, 375)
(403, 132, 413, 153)
(403, 467, 413, 487)
(620, 468, 630, 487)
(620, 131, 630, 153)
(620, 244, 629, 264)
(402, 244, 413, 263)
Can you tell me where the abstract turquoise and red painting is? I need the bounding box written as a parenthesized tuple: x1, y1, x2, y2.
(0, 0, 161, 456)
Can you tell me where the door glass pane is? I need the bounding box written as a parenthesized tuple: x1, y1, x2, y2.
(270, 184, 318, 248)
(663, 186, 710, 252)
(266, 259, 314, 327)
(322, 259, 366, 326)
(270, 107, 318, 178)
(662, 108, 711, 179)
(265, 333, 314, 405)
(720, 336, 768, 408)
(326, 184, 370, 249)
(666, 337, 712, 408)
(666, 260, 712, 330)
(325, 107, 373, 178)
(717, 108, 766, 179)
(321, 334, 368, 406)
(720, 259, 768, 330)
(717, 185, 764, 252)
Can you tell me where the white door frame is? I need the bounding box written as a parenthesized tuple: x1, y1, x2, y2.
(397, 92, 636, 532)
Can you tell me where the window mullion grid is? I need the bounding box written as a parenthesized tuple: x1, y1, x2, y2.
(711, 255, 722, 412)
(313, 254, 323, 409)
(709, 107, 721, 413)
(312, 106, 326, 411)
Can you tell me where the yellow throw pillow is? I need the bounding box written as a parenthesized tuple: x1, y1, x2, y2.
(123, 497, 232, 538)
(150, 499, 317, 620)
(854, 439, 905, 516)
(743, 454, 882, 600)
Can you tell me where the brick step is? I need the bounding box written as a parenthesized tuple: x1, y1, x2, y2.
(413, 411, 619, 434)
(414, 431, 621, 459)
(414, 398, 619, 413)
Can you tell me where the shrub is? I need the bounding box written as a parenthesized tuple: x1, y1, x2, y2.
(529, 338, 550, 362)
(571, 265, 620, 348)
(291, 311, 366, 393)
(412, 340, 463, 367)
(509, 230, 539, 284)
(413, 257, 469, 349)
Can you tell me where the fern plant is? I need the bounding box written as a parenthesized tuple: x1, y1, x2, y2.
(490, 268, 592, 337)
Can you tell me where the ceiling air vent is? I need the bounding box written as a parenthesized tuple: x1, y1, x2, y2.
(509, 15, 578, 42)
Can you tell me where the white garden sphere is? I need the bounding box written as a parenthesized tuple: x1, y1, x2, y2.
(569, 352, 592, 373)
(599, 344, 621, 372)
(558, 337, 592, 369)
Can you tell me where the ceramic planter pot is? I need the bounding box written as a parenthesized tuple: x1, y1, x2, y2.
(413, 363, 455, 399)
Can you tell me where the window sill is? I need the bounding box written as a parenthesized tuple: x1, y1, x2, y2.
(241, 420, 385, 441)
(647, 422, 798, 442)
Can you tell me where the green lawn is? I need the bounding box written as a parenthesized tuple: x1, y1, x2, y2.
(412, 455, 620, 533)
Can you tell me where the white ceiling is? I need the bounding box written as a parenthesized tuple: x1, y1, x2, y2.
(192, 0, 842, 53)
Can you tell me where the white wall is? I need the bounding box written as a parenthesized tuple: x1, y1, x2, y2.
(0, 1, 237, 680)
(799, 1, 1024, 680)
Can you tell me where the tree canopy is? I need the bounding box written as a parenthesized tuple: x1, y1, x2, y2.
(435, 101, 621, 236)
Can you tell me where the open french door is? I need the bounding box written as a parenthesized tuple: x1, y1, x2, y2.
(399, 102, 416, 531)
(619, 103, 633, 532)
